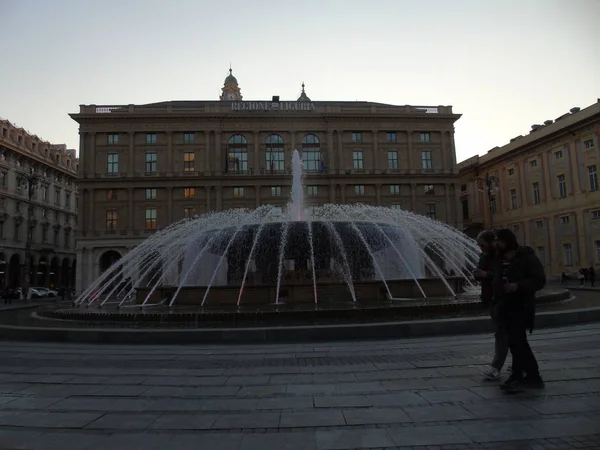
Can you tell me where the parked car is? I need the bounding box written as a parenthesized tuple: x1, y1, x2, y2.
(30, 287, 58, 298)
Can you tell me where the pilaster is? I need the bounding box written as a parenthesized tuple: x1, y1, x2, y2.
(372, 129, 378, 173)
(167, 186, 173, 225)
(204, 131, 211, 175)
(407, 130, 413, 173)
(253, 130, 259, 173)
(166, 131, 173, 176)
(375, 183, 381, 206)
(327, 131, 335, 174)
(128, 188, 134, 232)
(128, 131, 135, 176)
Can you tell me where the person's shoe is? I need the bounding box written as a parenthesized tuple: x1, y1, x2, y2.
(523, 375, 545, 389)
(500, 377, 525, 393)
(482, 366, 501, 380)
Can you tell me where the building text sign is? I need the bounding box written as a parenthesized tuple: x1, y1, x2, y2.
(231, 101, 316, 112)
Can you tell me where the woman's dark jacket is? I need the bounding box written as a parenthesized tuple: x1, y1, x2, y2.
(475, 252, 496, 306)
(491, 246, 546, 331)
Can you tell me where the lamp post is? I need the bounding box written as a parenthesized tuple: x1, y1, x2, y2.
(474, 173, 500, 230)
(17, 168, 41, 299)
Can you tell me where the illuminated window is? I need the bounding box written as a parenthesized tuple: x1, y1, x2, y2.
(145, 208, 157, 230)
(184, 188, 195, 199)
(106, 209, 118, 230)
(184, 152, 195, 172)
(233, 187, 245, 198)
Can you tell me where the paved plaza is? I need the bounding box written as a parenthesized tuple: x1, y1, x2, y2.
(0, 323, 599, 449)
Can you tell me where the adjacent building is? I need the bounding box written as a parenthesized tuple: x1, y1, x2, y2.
(71, 69, 464, 293)
(459, 99, 600, 276)
(0, 119, 78, 290)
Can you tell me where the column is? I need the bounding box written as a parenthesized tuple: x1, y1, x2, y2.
(129, 131, 135, 176)
(89, 132, 96, 175)
(375, 184, 382, 206)
(87, 248, 95, 287)
(406, 130, 414, 173)
(88, 189, 95, 232)
(78, 132, 86, 177)
(75, 248, 85, 294)
(547, 215, 558, 274)
(253, 130, 259, 174)
(523, 217, 532, 246)
(454, 184, 463, 231)
(216, 186, 223, 210)
(576, 210, 588, 266)
(444, 183, 452, 226)
(166, 131, 173, 176)
(372, 129, 379, 174)
(340, 184, 346, 203)
(410, 182, 417, 211)
(450, 128, 458, 167)
(255, 184, 261, 208)
(128, 188, 134, 232)
(167, 186, 173, 225)
(205, 186, 211, 211)
(290, 131, 296, 152)
(214, 132, 222, 173)
(327, 131, 335, 174)
(440, 131, 447, 174)
(337, 130, 343, 173)
(329, 181, 335, 203)
(518, 159, 527, 208)
(204, 131, 211, 175)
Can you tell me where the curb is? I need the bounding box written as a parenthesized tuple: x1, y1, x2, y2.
(1, 304, 600, 345)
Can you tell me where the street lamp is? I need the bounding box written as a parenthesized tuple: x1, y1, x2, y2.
(17, 168, 41, 299)
(474, 173, 500, 229)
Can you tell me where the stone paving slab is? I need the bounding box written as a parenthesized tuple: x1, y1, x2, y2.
(0, 323, 599, 449)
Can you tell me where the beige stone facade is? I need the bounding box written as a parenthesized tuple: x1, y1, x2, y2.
(71, 72, 463, 293)
(0, 119, 78, 290)
(459, 100, 600, 276)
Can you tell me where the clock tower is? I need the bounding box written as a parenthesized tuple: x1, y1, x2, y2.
(219, 67, 243, 101)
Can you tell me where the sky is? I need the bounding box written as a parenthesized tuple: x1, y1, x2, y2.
(1, 0, 599, 163)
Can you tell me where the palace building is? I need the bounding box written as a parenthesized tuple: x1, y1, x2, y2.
(0, 119, 78, 290)
(71, 69, 463, 293)
(459, 99, 600, 276)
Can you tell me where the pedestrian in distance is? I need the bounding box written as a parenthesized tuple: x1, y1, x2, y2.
(492, 228, 546, 393)
(473, 230, 510, 381)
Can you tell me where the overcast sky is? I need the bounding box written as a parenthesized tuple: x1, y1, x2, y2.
(1, 0, 598, 162)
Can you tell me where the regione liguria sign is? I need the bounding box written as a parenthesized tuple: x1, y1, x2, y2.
(231, 101, 316, 112)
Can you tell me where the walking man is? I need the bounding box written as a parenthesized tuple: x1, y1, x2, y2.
(492, 229, 546, 393)
(473, 231, 509, 380)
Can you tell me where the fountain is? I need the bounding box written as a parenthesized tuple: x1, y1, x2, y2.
(73, 150, 481, 312)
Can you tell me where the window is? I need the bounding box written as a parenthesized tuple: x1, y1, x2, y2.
(563, 243, 573, 266)
(386, 132, 397, 142)
(145, 152, 157, 174)
(266, 134, 285, 173)
(352, 151, 364, 170)
(592, 210, 600, 220)
(354, 185, 365, 195)
(55, 188, 61, 205)
(106, 209, 118, 230)
(307, 186, 318, 197)
(510, 188, 518, 209)
(555, 150, 563, 159)
(41, 208, 47, 218)
(560, 215, 570, 224)
(301, 134, 321, 172)
(107, 153, 119, 174)
(106, 189, 117, 200)
(184, 207, 195, 218)
(107, 133, 119, 145)
(233, 187, 245, 198)
(532, 182, 540, 205)
(227, 134, 248, 173)
(351, 132, 362, 143)
(537, 246, 546, 265)
(53, 229, 59, 246)
(424, 184, 434, 195)
(460, 184, 467, 192)
(390, 204, 402, 210)
(14, 222, 20, 240)
(462, 199, 469, 220)
(390, 184, 400, 195)
(388, 151, 398, 169)
(508, 168, 514, 176)
(426, 203, 436, 220)
(490, 195, 497, 214)
(41, 186, 48, 201)
(584, 139, 595, 149)
(421, 151, 432, 170)
(596, 240, 600, 263)
(588, 165, 598, 191)
(419, 132, 431, 142)
(41, 226, 48, 243)
(64, 229, 70, 248)
(184, 152, 195, 172)
(145, 133, 157, 144)
(65, 193, 71, 209)
(535, 220, 543, 228)
(145, 208, 157, 230)
(184, 188, 195, 199)
(530, 160, 538, 168)
(183, 133, 195, 144)
(271, 186, 282, 197)
(0, 171, 5, 187)
(558, 174, 567, 198)
(145, 188, 156, 200)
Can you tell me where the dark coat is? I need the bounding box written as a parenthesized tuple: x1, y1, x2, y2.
(491, 246, 546, 331)
(475, 251, 496, 306)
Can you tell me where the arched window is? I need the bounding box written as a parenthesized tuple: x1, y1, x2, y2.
(227, 134, 248, 173)
(265, 134, 284, 173)
(301, 134, 321, 173)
